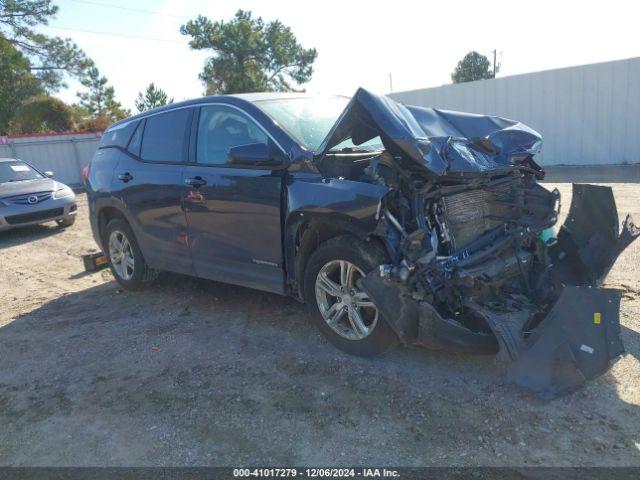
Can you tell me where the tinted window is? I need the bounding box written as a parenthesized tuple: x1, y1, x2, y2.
(0, 160, 43, 183)
(140, 109, 191, 162)
(100, 119, 139, 148)
(196, 105, 268, 165)
(127, 120, 144, 156)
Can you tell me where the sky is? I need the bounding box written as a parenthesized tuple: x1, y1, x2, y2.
(42, 0, 640, 111)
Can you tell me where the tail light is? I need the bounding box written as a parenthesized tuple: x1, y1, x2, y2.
(82, 162, 91, 184)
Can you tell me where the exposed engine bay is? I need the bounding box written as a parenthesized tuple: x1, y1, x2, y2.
(366, 154, 559, 353)
(313, 88, 640, 398)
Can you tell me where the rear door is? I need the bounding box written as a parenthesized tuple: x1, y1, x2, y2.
(182, 104, 286, 293)
(113, 107, 195, 275)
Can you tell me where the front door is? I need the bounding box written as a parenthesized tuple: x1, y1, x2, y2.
(183, 104, 286, 293)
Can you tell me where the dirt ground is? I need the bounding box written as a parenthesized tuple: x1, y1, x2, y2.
(0, 184, 639, 467)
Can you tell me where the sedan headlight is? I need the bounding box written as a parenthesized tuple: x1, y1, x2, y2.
(53, 186, 74, 199)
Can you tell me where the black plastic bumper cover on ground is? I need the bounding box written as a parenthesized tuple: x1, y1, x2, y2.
(507, 286, 624, 399)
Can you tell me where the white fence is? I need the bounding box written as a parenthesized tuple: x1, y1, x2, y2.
(0, 132, 101, 187)
(389, 57, 640, 166)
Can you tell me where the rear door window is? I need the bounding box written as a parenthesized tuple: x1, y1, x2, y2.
(140, 109, 192, 163)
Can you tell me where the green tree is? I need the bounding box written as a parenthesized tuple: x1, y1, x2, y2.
(76, 66, 129, 121)
(451, 51, 495, 83)
(180, 9, 317, 94)
(135, 82, 173, 112)
(7, 95, 74, 134)
(0, 0, 93, 91)
(0, 40, 44, 133)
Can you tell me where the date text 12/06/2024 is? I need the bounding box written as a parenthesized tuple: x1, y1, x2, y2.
(233, 468, 400, 478)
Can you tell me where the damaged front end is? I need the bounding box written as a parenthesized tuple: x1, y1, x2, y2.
(316, 89, 640, 398)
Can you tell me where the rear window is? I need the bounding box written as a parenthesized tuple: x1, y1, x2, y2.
(100, 120, 139, 148)
(127, 121, 144, 156)
(140, 109, 191, 163)
(0, 160, 44, 183)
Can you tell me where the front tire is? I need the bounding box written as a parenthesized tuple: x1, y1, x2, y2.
(104, 218, 157, 289)
(304, 235, 398, 357)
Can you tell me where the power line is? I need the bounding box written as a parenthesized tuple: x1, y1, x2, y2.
(42, 25, 186, 44)
(64, 0, 188, 19)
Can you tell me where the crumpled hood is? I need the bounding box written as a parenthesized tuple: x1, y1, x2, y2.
(318, 88, 543, 175)
(0, 178, 62, 198)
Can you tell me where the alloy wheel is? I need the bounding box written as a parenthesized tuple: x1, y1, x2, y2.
(108, 230, 135, 281)
(315, 260, 378, 340)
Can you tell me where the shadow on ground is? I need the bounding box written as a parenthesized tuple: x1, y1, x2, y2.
(0, 223, 65, 249)
(0, 274, 639, 466)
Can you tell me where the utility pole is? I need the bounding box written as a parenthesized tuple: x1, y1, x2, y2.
(492, 49, 497, 77)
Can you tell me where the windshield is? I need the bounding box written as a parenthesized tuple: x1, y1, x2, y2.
(0, 160, 44, 183)
(255, 97, 383, 152)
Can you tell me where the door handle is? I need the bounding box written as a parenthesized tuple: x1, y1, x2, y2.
(184, 176, 207, 188)
(118, 172, 133, 182)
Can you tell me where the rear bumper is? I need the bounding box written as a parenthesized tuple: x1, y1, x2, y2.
(0, 197, 77, 231)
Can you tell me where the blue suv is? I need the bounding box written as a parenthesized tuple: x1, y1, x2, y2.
(86, 88, 638, 397)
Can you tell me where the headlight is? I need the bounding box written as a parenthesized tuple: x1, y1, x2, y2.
(53, 186, 74, 199)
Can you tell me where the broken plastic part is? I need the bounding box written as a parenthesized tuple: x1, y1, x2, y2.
(360, 272, 497, 353)
(540, 225, 559, 246)
(550, 184, 640, 286)
(507, 286, 624, 399)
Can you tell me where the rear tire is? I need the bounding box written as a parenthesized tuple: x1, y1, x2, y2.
(304, 235, 398, 357)
(104, 218, 157, 289)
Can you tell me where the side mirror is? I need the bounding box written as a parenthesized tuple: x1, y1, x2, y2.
(228, 142, 280, 167)
(44, 171, 54, 178)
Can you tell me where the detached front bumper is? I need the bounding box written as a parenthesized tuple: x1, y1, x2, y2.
(362, 184, 639, 399)
(0, 196, 77, 231)
(507, 184, 639, 397)
(507, 286, 623, 399)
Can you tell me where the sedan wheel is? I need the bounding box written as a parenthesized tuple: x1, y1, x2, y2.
(108, 230, 135, 281)
(315, 259, 378, 341)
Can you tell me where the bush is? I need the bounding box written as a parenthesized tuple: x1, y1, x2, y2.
(76, 114, 113, 131)
(7, 96, 75, 134)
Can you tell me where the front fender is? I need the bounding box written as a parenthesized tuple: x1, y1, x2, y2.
(284, 175, 389, 292)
